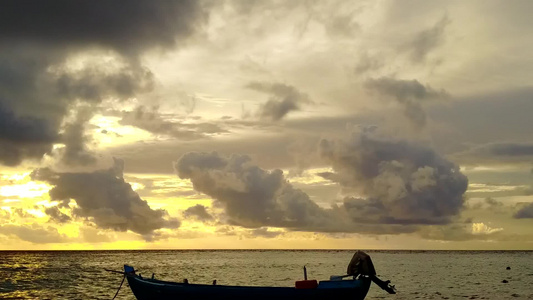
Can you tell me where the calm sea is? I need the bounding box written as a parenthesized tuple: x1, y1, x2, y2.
(0, 250, 532, 299)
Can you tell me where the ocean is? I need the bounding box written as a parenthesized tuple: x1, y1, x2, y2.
(0, 250, 532, 299)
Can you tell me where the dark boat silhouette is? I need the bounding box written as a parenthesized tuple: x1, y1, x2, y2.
(121, 251, 395, 300)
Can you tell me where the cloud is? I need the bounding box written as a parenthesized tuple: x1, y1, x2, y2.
(174, 151, 438, 236)
(354, 52, 384, 75)
(424, 87, 533, 164)
(452, 141, 533, 168)
(0, 0, 203, 55)
(319, 132, 468, 225)
(471, 222, 503, 235)
(173, 144, 476, 238)
(247, 227, 284, 238)
(31, 158, 180, 238)
(11, 208, 32, 219)
(514, 203, 533, 219)
(122, 174, 197, 199)
(108, 87, 533, 174)
(484, 197, 503, 208)
(323, 13, 360, 38)
(470, 197, 507, 212)
(0, 0, 205, 166)
(106, 129, 303, 174)
(286, 138, 321, 176)
(294, 0, 363, 39)
(488, 143, 533, 156)
(183, 204, 214, 222)
(0, 103, 59, 166)
(468, 142, 533, 157)
(80, 227, 112, 243)
(45, 206, 72, 224)
(55, 107, 97, 166)
(247, 82, 313, 121)
(406, 15, 450, 63)
(0, 224, 66, 244)
(118, 106, 227, 140)
(365, 77, 449, 128)
(174, 152, 339, 230)
(417, 223, 504, 242)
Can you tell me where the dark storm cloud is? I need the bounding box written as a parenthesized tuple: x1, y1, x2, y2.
(174, 152, 339, 230)
(118, 106, 227, 140)
(319, 132, 468, 225)
(53, 63, 155, 102)
(364, 77, 449, 127)
(45, 206, 72, 224)
(24, 59, 152, 166)
(0, 103, 58, 144)
(0, 224, 66, 244)
(183, 204, 214, 222)
(57, 107, 97, 166)
(514, 203, 533, 219)
(0, 0, 205, 166)
(0, 103, 58, 166)
(173, 149, 470, 237)
(174, 151, 421, 235)
(246, 82, 313, 121)
(0, 0, 203, 55)
(31, 159, 180, 238)
(407, 16, 450, 63)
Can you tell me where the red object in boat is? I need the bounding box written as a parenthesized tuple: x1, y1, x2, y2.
(295, 280, 318, 289)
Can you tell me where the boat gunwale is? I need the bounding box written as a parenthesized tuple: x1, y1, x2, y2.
(127, 272, 368, 291)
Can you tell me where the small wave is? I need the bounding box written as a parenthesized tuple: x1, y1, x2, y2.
(275, 277, 292, 281)
(0, 266, 28, 271)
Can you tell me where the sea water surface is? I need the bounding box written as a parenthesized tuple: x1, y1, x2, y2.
(0, 250, 532, 299)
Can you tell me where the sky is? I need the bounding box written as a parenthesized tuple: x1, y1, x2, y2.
(1, 0, 532, 250)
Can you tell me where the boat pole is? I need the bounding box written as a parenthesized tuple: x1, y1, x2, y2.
(303, 266, 307, 280)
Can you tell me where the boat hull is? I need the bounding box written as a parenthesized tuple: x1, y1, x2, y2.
(125, 268, 371, 300)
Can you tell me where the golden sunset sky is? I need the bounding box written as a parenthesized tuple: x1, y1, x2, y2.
(1, 0, 533, 250)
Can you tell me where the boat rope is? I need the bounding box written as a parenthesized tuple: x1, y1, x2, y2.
(104, 269, 128, 300)
(111, 273, 126, 300)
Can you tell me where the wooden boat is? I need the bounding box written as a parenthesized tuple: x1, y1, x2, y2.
(121, 251, 395, 300)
